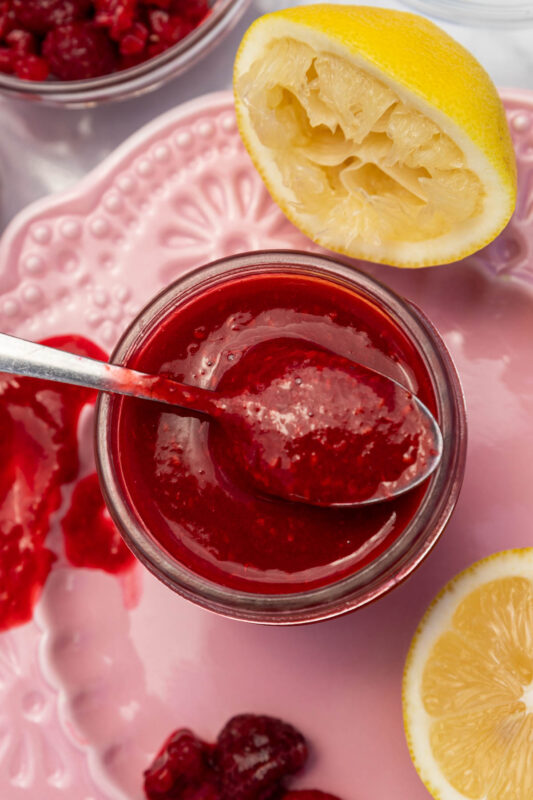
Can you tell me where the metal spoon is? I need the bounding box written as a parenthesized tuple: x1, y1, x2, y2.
(0, 332, 443, 507)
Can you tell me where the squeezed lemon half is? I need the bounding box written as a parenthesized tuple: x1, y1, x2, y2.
(403, 549, 533, 799)
(233, 4, 517, 267)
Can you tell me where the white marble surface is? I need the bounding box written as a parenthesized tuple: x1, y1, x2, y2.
(0, 0, 532, 231)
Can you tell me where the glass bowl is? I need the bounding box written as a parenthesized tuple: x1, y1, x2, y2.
(0, 0, 249, 107)
(95, 250, 467, 625)
(400, 0, 533, 26)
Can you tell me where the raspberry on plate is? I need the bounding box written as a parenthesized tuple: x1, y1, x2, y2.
(144, 728, 217, 799)
(43, 21, 117, 80)
(143, 714, 344, 800)
(216, 714, 308, 800)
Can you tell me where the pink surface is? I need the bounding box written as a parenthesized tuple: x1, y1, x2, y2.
(0, 90, 532, 799)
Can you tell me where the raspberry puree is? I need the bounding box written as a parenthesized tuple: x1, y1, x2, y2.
(0, 335, 107, 631)
(0, 334, 137, 631)
(113, 271, 437, 594)
(61, 472, 135, 573)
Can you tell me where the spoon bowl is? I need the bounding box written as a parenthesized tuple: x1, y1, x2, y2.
(208, 337, 442, 507)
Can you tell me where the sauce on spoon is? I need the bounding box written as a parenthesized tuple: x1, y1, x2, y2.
(208, 337, 440, 507)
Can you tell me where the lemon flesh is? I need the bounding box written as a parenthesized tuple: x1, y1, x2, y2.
(404, 550, 533, 800)
(234, 5, 517, 267)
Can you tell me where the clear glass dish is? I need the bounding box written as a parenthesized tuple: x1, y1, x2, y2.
(0, 0, 249, 108)
(400, 0, 533, 27)
(95, 250, 467, 625)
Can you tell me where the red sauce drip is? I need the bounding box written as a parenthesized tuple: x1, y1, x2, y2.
(61, 472, 135, 573)
(0, 335, 107, 631)
(114, 272, 437, 594)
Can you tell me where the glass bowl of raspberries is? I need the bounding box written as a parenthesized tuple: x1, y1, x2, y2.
(0, 0, 249, 105)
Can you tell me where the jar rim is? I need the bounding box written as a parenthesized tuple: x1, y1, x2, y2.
(95, 250, 467, 624)
(400, 0, 533, 27)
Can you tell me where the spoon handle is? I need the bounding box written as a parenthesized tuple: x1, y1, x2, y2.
(0, 332, 220, 415)
(0, 332, 122, 390)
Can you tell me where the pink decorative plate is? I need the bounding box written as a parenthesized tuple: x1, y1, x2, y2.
(0, 90, 533, 800)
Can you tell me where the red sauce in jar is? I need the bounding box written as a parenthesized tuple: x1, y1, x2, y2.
(113, 271, 437, 594)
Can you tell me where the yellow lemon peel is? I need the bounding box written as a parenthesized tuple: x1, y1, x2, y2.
(234, 5, 517, 267)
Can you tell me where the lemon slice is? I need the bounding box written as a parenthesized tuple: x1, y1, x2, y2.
(233, 5, 517, 267)
(403, 549, 533, 799)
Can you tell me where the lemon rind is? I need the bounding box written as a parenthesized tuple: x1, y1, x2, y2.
(234, 13, 516, 268)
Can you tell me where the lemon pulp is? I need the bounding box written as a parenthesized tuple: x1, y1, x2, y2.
(234, 5, 516, 267)
(404, 551, 533, 800)
(238, 38, 484, 247)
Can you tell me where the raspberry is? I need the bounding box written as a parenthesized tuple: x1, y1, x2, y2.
(170, 0, 209, 24)
(0, 47, 14, 73)
(142, 716, 343, 800)
(94, 0, 137, 39)
(147, 9, 193, 47)
(5, 29, 36, 55)
(144, 729, 218, 800)
(182, 779, 220, 800)
(146, 41, 168, 58)
(15, 54, 50, 80)
(0, 0, 16, 38)
(11, 0, 92, 35)
(282, 793, 343, 800)
(147, 9, 168, 37)
(1, 0, 209, 82)
(162, 15, 192, 44)
(43, 21, 117, 80)
(119, 21, 148, 56)
(118, 51, 146, 70)
(216, 715, 308, 800)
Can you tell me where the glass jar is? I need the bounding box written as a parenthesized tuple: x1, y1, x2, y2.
(400, 0, 533, 27)
(96, 250, 467, 625)
(0, 0, 249, 107)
